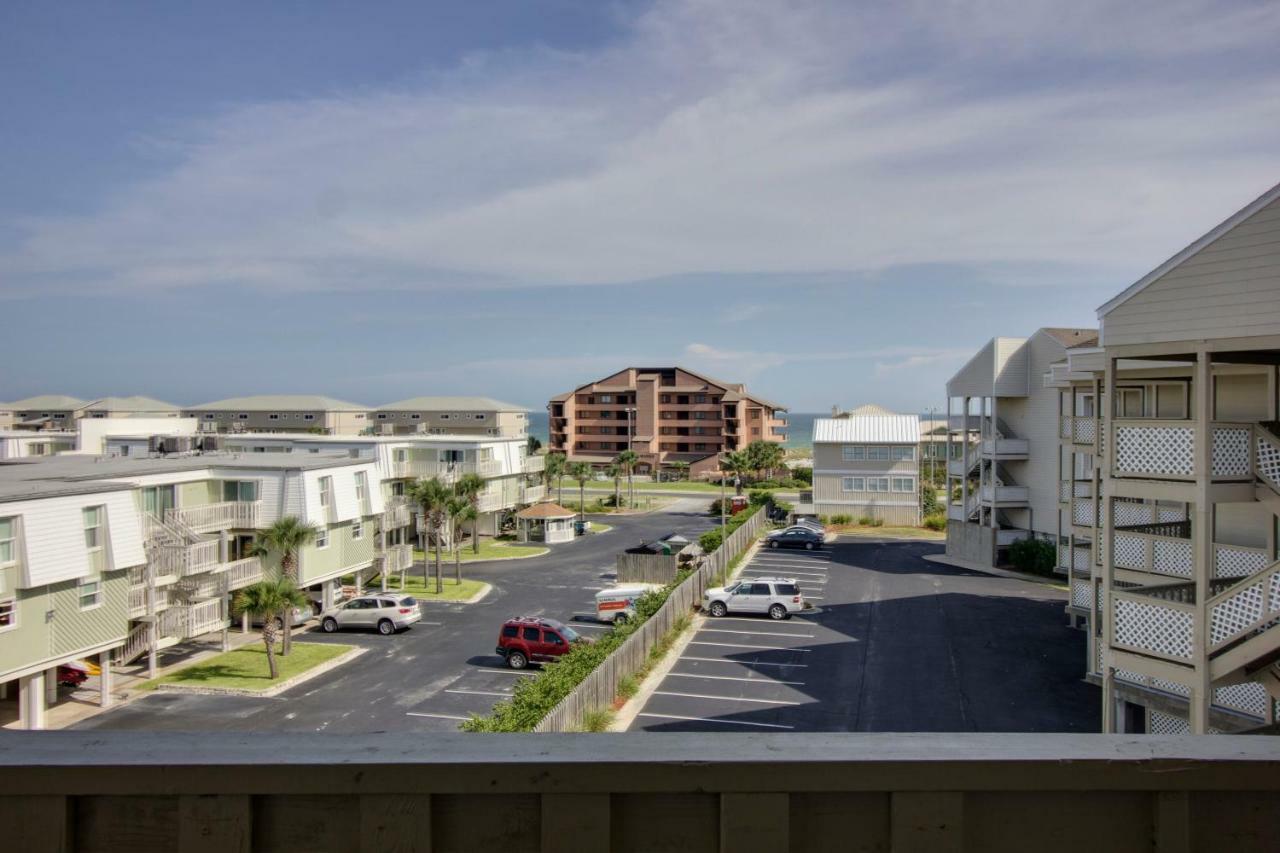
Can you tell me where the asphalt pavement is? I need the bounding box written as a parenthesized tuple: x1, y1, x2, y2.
(629, 536, 1099, 732)
(72, 498, 719, 733)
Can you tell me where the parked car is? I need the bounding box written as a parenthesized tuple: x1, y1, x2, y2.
(56, 662, 90, 688)
(793, 517, 826, 534)
(594, 584, 662, 625)
(305, 578, 349, 615)
(320, 594, 421, 635)
(703, 577, 805, 620)
(764, 526, 825, 550)
(496, 616, 586, 669)
(243, 604, 311, 631)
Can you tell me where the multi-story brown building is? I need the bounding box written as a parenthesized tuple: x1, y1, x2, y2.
(548, 367, 787, 477)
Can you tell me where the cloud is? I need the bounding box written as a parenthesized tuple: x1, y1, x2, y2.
(874, 350, 973, 377)
(719, 303, 768, 324)
(5, 0, 1280, 297)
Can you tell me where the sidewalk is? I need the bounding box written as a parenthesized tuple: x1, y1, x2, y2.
(922, 552, 1068, 590)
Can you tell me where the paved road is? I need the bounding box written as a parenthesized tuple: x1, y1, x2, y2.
(630, 537, 1099, 732)
(73, 499, 718, 733)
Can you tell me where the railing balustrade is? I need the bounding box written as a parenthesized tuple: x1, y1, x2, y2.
(165, 500, 260, 533)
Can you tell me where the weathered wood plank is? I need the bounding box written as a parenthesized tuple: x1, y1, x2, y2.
(889, 791, 962, 853)
(359, 793, 431, 853)
(719, 792, 788, 853)
(0, 795, 71, 853)
(541, 793, 609, 853)
(179, 794, 250, 853)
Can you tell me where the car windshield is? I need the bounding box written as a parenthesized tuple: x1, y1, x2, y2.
(725, 582, 740, 593)
(560, 625, 580, 642)
(400, 597, 417, 607)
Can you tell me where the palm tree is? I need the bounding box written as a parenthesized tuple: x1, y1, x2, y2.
(669, 460, 690, 482)
(606, 462, 623, 509)
(746, 439, 785, 483)
(722, 450, 751, 496)
(567, 461, 592, 528)
(615, 449, 639, 508)
(454, 472, 486, 554)
(544, 452, 567, 504)
(409, 477, 450, 594)
(444, 495, 475, 585)
(234, 579, 307, 680)
(255, 516, 318, 656)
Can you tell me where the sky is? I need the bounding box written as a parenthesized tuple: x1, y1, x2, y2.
(2, 0, 1279, 412)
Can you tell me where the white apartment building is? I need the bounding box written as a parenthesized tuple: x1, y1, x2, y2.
(183, 395, 370, 435)
(812, 411, 921, 525)
(944, 328, 1097, 567)
(371, 397, 530, 438)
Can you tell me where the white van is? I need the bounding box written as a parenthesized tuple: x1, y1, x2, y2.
(595, 584, 663, 625)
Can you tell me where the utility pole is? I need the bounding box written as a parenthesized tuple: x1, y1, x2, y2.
(719, 453, 727, 538)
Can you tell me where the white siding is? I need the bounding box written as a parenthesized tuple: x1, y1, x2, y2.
(330, 469, 359, 522)
(14, 490, 143, 587)
(1103, 197, 1280, 346)
(993, 338, 1030, 397)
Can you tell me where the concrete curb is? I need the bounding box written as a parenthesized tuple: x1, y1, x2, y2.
(609, 535, 768, 731)
(152, 644, 367, 698)
(922, 553, 1069, 590)
(414, 548, 549, 566)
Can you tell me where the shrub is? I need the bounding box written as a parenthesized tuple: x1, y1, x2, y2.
(793, 467, 813, 484)
(870, 518, 885, 527)
(818, 515, 831, 524)
(923, 514, 947, 531)
(616, 674, 639, 700)
(920, 481, 941, 516)
(699, 527, 725, 553)
(772, 498, 793, 515)
(830, 514, 852, 525)
(857, 516, 873, 526)
(580, 708, 614, 732)
(1009, 538, 1056, 576)
(708, 497, 725, 515)
(748, 489, 773, 506)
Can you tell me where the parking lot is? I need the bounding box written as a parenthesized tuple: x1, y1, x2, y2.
(630, 536, 1100, 732)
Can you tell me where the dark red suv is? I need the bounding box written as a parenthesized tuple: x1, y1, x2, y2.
(496, 616, 585, 669)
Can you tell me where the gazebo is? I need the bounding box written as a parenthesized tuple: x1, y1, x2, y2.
(515, 502, 577, 544)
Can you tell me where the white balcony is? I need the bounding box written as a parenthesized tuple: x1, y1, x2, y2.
(979, 485, 1029, 505)
(947, 504, 964, 521)
(377, 543, 414, 576)
(222, 556, 264, 591)
(148, 538, 222, 577)
(390, 459, 503, 481)
(158, 598, 227, 640)
(476, 491, 504, 512)
(523, 454, 546, 474)
(980, 438, 1029, 458)
(995, 528, 1030, 546)
(521, 484, 546, 504)
(1111, 420, 1252, 481)
(166, 500, 260, 533)
(381, 496, 414, 530)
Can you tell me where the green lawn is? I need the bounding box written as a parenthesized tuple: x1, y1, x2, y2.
(412, 540, 548, 562)
(392, 576, 489, 601)
(141, 642, 353, 691)
(830, 525, 946, 541)
(587, 523, 613, 535)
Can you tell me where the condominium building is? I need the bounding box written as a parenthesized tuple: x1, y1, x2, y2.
(183, 395, 370, 434)
(548, 366, 788, 476)
(80, 396, 181, 419)
(1051, 181, 1280, 735)
(371, 397, 530, 437)
(944, 328, 1097, 567)
(812, 410, 921, 525)
(2, 395, 89, 430)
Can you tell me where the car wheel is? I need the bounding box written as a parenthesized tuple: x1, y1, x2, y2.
(377, 619, 395, 636)
(321, 617, 339, 633)
(274, 617, 285, 631)
(770, 540, 779, 549)
(507, 651, 528, 670)
(709, 601, 728, 617)
(768, 604, 787, 620)
(613, 613, 628, 626)
(805, 542, 815, 550)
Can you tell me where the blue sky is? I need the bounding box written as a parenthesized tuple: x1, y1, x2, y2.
(3, 1, 1279, 411)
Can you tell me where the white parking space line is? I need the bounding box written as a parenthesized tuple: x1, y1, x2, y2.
(699, 628, 815, 638)
(741, 570, 827, 578)
(654, 690, 801, 706)
(690, 641, 811, 651)
(570, 623, 610, 630)
(407, 712, 471, 721)
(681, 656, 808, 668)
(636, 713, 794, 730)
(700, 617, 804, 625)
(445, 688, 510, 697)
(485, 669, 536, 675)
(667, 672, 805, 686)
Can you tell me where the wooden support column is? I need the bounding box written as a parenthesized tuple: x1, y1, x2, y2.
(1190, 348, 1213, 734)
(99, 650, 114, 708)
(1101, 357, 1117, 733)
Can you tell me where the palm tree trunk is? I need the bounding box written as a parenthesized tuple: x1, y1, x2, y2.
(628, 470, 634, 508)
(433, 534, 442, 595)
(614, 477, 620, 509)
(579, 482, 585, 528)
(472, 511, 479, 554)
(263, 624, 279, 679)
(281, 554, 294, 656)
(454, 543, 461, 584)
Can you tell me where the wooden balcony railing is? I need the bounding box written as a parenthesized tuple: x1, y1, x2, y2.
(2, 734, 1278, 853)
(1112, 420, 1253, 481)
(165, 500, 261, 533)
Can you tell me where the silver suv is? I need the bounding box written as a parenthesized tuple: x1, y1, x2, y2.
(320, 594, 421, 635)
(703, 577, 805, 620)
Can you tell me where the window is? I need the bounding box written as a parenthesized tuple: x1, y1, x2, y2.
(841, 477, 864, 492)
(502, 624, 518, 638)
(841, 446, 865, 461)
(660, 394, 670, 404)
(522, 627, 539, 641)
(318, 476, 332, 509)
(776, 583, 799, 596)
(0, 517, 15, 567)
(0, 599, 14, 630)
(752, 428, 760, 435)
(411, 414, 420, 420)
(352, 520, 364, 540)
(268, 413, 280, 420)
(354, 472, 367, 505)
(83, 506, 104, 551)
(866, 446, 890, 461)
(892, 477, 915, 493)
(78, 578, 102, 610)
(695, 395, 707, 403)
(891, 446, 915, 461)
(866, 478, 890, 492)
(237, 413, 249, 420)
(315, 527, 329, 549)
(223, 480, 258, 502)
(203, 414, 215, 420)
(600, 395, 613, 403)
(304, 414, 316, 421)
(694, 412, 706, 420)
(377, 413, 388, 420)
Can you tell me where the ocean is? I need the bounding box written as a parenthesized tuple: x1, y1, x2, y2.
(527, 411, 823, 451)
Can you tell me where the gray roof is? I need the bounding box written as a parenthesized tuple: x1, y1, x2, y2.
(3, 395, 88, 410)
(0, 451, 367, 503)
(83, 396, 181, 412)
(377, 396, 530, 412)
(187, 395, 368, 411)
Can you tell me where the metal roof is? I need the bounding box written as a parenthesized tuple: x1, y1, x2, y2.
(83, 396, 181, 412)
(186, 395, 368, 411)
(812, 415, 919, 444)
(376, 396, 529, 412)
(3, 395, 88, 410)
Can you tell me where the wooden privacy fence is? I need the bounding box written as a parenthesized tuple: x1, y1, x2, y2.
(536, 504, 769, 732)
(616, 552, 679, 584)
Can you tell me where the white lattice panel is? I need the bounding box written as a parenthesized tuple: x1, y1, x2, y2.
(1071, 579, 1092, 608)
(1096, 582, 1104, 614)
(1113, 535, 1146, 570)
(1148, 710, 1190, 735)
(1113, 500, 1154, 527)
(1211, 427, 1251, 477)
(1115, 426, 1193, 476)
(1115, 668, 1145, 685)
(1214, 682, 1268, 718)
(1057, 544, 1070, 570)
(1074, 418, 1096, 444)
(1074, 545, 1092, 571)
(1157, 505, 1187, 523)
(1209, 579, 1265, 645)
(1073, 498, 1096, 526)
(1115, 597, 1194, 659)
(1153, 539, 1192, 578)
(1060, 417, 1071, 440)
(1215, 545, 1269, 579)
(1257, 432, 1280, 489)
(1151, 677, 1190, 697)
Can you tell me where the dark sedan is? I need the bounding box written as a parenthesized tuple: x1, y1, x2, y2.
(764, 526, 825, 550)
